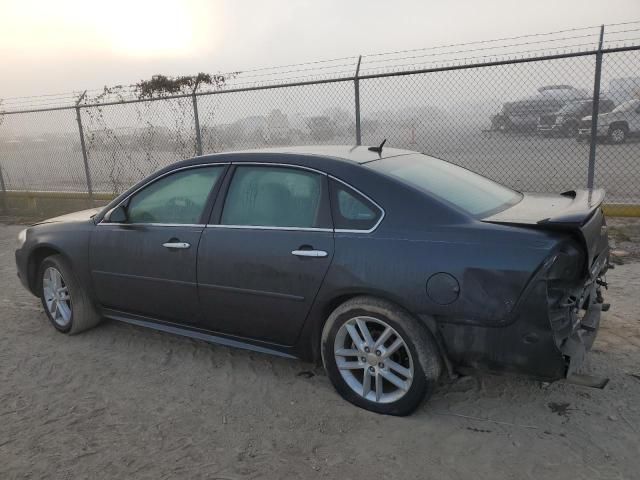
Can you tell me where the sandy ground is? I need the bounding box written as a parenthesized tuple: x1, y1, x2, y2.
(608, 217, 640, 263)
(1, 223, 639, 479)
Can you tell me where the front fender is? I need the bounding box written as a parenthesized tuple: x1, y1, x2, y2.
(18, 222, 95, 299)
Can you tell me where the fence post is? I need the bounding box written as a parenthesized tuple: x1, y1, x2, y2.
(354, 55, 362, 146)
(0, 106, 5, 213)
(75, 92, 94, 205)
(0, 162, 6, 214)
(587, 25, 605, 190)
(192, 93, 203, 156)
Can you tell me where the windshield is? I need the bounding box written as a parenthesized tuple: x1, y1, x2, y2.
(612, 99, 640, 113)
(368, 154, 522, 217)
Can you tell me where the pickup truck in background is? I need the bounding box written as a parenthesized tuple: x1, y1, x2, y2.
(490, 85, 590, 132)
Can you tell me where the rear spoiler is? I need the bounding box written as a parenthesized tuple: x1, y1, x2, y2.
(537, 189, 605, 227)
(484, 188, 607, 269)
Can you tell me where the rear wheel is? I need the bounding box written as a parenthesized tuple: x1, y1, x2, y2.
(38, 255, 101, 334)
(321, 296, 442, 415)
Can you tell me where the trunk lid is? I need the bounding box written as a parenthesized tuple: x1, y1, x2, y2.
(483, 189, 608, 268)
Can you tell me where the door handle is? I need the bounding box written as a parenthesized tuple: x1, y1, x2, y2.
(162, 242, 191, 249)
(291, 249, 328, 258)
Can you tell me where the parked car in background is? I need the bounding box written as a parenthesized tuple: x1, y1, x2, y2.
(491, 85, 590, 132)
(15, 146, 611, 415)
(537, 99, 615, 137)
(578, 99, 640, 144)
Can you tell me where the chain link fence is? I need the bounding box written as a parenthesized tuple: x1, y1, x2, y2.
(1, 23, 640, 215)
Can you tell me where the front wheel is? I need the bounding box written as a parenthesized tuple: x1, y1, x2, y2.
(38, 255, 101, 334)
(321, 296, 442, 415)
(608, 125, 627, 144)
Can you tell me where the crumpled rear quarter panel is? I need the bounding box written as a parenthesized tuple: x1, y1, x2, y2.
(313, 224, 568, 378)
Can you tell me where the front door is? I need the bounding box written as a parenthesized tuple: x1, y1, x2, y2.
(90, 165, 226, 323)
(197, 164, 334, 345)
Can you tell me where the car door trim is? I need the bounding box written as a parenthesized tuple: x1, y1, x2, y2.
(208, 163, 386, 234)
(199, 282, 306, 302)
(98, 161, 386, 233)
(328, 175, 386, 234)
(230, 161, 327, 176)
(98, 223, 206, 227)
(92, 269, 197, 287)
(98, 162, 229, 225)
(206, 224, 333, 232)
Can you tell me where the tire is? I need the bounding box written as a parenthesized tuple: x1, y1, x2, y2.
(38, 254, 101, 335)
(321, 296, 442, 416)
(607, 125, 627, 144)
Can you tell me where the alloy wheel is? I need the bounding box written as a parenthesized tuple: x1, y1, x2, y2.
(610, 128, 626, 143)
(43, 267, 72, 328)
(333, 316, 414, 404)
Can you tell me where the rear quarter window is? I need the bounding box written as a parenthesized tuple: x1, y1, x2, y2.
(330, 179, 382, 231)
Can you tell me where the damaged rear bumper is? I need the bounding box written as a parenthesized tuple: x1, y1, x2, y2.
(437, 242, 610, 381)
(554, 248, 610, 377)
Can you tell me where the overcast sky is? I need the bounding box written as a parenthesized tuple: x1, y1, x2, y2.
(1, 0, 639, 98)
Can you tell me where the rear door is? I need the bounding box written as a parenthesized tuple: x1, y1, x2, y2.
(90, 164, 227, 324)
(197, 163, 334, 345)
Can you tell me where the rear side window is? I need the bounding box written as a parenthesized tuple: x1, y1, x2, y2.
(367, 154, 522, 217)
(221, 165, 330, 229)
(330, 179, 382, 231)
(127, 166, 224, 224)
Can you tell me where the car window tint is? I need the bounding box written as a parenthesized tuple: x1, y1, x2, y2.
(221, 166, 324, 228)
(330, 179, 381, 231)
(127, 166, 223, 224)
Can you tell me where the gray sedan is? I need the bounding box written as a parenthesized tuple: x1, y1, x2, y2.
(15, 145, 610, 415)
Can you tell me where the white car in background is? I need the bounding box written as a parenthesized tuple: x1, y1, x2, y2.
(578, 99, 640, 144)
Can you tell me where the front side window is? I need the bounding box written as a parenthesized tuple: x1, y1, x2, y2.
(368, 154, 522, 217)
(126, 166, 224, 224)
(221, 166, 328, 228)
(330, 179, 382, 231)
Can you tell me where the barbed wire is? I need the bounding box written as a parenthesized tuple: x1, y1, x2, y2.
(359, 41, 608, 75)
(360, 33, 601, 67)
(360, 27, 602, 60)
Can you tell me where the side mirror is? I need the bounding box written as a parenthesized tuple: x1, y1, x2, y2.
(108, 205, 128, 223)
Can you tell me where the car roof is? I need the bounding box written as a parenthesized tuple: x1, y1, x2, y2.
(199, 145, 416, 165)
